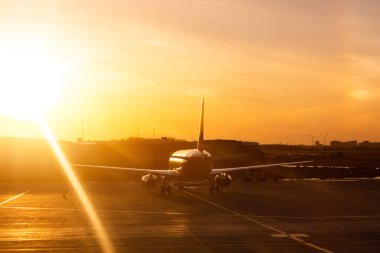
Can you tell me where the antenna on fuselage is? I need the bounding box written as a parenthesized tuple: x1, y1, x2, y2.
(197, 98, 204, 151)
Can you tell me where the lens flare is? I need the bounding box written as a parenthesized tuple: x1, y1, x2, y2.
(37, 117, 115, 253)
(0, 35, 115, 253)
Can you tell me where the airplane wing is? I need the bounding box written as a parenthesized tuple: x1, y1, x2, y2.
(71, 164, 180, 177)
(210, 161, 313, 175)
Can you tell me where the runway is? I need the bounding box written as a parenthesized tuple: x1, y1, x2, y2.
(0, 180, 379, 252)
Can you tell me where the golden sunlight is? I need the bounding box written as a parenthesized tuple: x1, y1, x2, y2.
(0, 37, 64, 120)
(38, 118, 115, 253)
(0, 36, 115, 252)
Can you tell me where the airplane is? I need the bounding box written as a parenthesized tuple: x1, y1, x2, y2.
(72, 99, 311, 194)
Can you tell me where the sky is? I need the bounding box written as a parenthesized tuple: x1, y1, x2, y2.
(0, 0, 379, 144)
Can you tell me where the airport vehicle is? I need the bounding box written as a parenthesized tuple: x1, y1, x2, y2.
(73, 99, 311, 194)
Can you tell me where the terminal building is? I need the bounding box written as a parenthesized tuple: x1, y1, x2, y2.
(358, 141, 380, 148)
(330, 140, 380, 149)
(330, 140, 358, 148)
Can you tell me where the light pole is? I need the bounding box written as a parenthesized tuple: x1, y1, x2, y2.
(286, 137, 290, 146)
(320, 133, 328, 146)
(308, 134, 314, 146)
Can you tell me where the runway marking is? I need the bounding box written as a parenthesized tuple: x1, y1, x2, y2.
(0, 190, 30, 207)
(292, 233, 309, 238)
(182, 190, 334, 253)
(271, 233, 288, 238)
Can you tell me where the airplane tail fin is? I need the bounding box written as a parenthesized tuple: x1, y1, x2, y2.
(197, 98, 204, 151)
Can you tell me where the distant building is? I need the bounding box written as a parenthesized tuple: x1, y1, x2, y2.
(315, 141, 323, 147)
(330, 140, 357, 148)
(358, 141, 380, 148)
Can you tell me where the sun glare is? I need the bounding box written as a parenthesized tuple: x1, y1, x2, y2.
(0, 36, 115, 252)
(0, 39, 63, 120)
(38, 118, 115, 253)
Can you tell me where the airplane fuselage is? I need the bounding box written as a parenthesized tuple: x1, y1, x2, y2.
(169, 149, 213, 181)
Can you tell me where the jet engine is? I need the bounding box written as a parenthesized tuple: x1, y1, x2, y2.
(214, 173, 232, 188)
(141, 174, 158, 189)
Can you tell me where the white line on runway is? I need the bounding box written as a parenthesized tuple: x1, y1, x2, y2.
(182, 190, 334, 253)
(0, 190, 30, 207)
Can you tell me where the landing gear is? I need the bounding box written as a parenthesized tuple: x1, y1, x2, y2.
(209, 184, 220, 194)
(160, 184, 171, 195)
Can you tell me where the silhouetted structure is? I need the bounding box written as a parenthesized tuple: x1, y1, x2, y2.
(330, 140, 358, 148)
(359, 141, 380, 149)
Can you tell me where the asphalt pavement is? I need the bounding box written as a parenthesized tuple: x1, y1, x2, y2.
(0, 179, 379, 252)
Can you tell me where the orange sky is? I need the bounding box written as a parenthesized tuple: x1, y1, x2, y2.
(0, 0, 379, 144)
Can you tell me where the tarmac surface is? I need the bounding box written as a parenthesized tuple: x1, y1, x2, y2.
(0, 179, 379, 253)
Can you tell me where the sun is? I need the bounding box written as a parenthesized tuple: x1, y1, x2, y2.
(0, 38, 64, 120)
